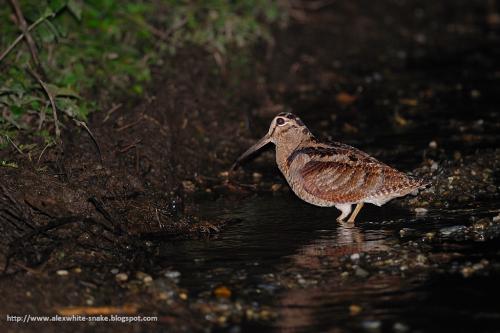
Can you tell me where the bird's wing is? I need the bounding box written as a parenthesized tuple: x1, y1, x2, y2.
(299, 159, 411, 203)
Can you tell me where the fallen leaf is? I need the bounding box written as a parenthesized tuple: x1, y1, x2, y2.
(399, 98, 418, 106)
(57, 304, 138, 316)
(336, 92, 357, 106)
(214, 286, 232, 298)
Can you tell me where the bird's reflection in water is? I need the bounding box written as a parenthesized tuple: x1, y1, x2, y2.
(290, 222, 390, 270)
(278, 221, 395, 331)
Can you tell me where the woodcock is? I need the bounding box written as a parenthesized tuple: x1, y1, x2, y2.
(232, 113, 429, 222)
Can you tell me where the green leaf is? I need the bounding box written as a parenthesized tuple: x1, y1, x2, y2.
(67, 0, 83, 20)
(49, 0, 68, 13)
(46, 84, 81, 99)
(10, 105, 24, 117)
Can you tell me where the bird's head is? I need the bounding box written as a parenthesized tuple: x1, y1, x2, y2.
(231, 112, 311, 170)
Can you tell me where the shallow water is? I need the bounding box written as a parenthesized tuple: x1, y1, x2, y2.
(153, 193, 500, 332)
(151, 3, 500, 329)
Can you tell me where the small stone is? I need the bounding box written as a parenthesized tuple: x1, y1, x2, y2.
(424, 232, 435, 240)
(135, 271, 151, 280)
(182, 180, 196, 193)
(157, 292, 169, 300)
(473, 218, 490, 230)
(355, 267, 369, 278)
(164, 270, 181, 280)
(350, 253, 360, 261)
(362, 320, 381, 330)
(428, 140, 437, 149)
(487, 185, 497, 193)
(179, 292, 188, 300)
(111, 268, 119, 274)
(416, 255, 427, 264)
(252, 172, 263, 182)
(73, 267, 82, 274)
(115, 273, 128, 282)
(493, 214, 500, 223)
(393, 322, 409, 332)
(414, 207, 428, 215)
(439, 225, 465, 236)
(219, 171, 229, 178)
(56, 270, 69, 276)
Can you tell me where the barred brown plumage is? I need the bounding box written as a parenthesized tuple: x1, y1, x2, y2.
(232, 113, 429, 222)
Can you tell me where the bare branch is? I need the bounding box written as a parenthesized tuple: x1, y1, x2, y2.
(8, 0, 42, 70)
(0, 12, 52, 63)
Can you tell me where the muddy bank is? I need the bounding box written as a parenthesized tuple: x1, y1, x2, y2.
(0, 46, 251, 331)
(1, 0, 500, 332)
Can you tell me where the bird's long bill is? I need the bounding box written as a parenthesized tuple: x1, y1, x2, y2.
(230, 134, 271, 171)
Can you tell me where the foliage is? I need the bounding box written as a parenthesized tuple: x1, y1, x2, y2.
(0, 0, 286, 148)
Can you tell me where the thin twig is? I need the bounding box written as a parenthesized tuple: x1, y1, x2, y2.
(74, 119, 102, 163)
(8, 0, 42, 70)
(4, 135, 23, 155)
(37, 141, 53, 164)
(116, 116, 143, 131)
(102, 103, 122, 123)
(26, 67, 61, 139)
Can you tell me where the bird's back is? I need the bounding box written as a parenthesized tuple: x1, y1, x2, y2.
(280, 139, 427, 206)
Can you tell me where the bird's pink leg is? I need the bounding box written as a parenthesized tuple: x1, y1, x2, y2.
(347, 202, 364, 223)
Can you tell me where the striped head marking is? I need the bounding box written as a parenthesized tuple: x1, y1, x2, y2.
(269, 112, 309, 143)
(231, 112, 311, 170)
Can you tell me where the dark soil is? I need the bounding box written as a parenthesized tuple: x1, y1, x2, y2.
(1, 0, 500, 332)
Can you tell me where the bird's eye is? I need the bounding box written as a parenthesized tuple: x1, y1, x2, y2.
(276, 117, 285, 126)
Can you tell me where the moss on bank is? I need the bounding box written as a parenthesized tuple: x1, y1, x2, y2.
(0, 0, 286, 152)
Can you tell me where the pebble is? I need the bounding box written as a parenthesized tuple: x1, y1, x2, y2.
(362, 320, 381, 330)
(414, 207, 428, 215)
(252, 172, 262, 182)
(439, 225, 466, 237)
(350, 253, 360, 261)
(493, 214, 500, 223)
(470, 89, 481, 98)
(111, 268, 119, 274)
(56, 270, 69, 276)
(115, 273, 128, 282)
(136, 271, 152, 282)
(428, 140, 437, 149)
(182, 180, 196, 193)
(355, 267, 369, 278)
(164, 270, 181, 280)
(393, 322, 409, 332)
